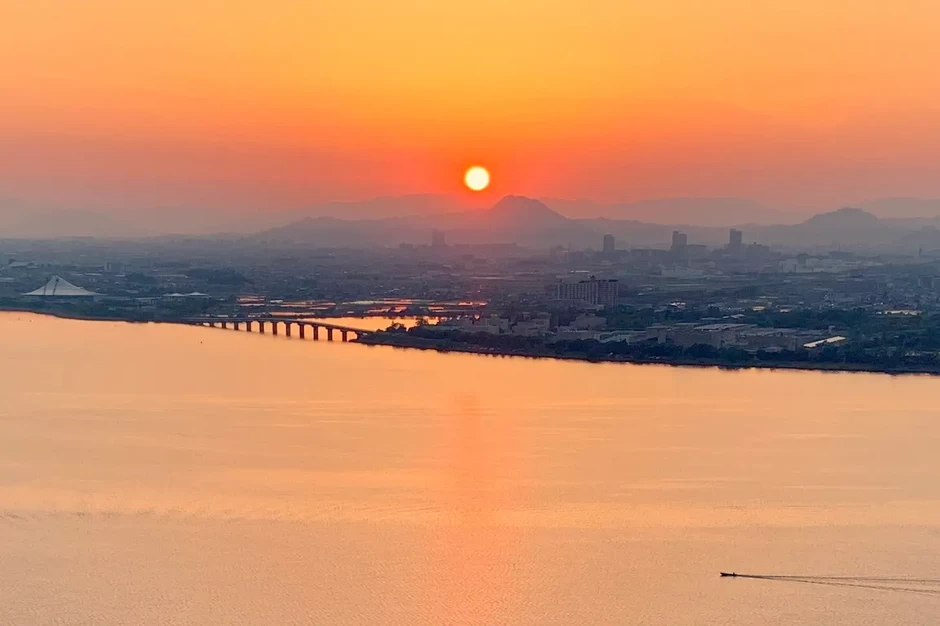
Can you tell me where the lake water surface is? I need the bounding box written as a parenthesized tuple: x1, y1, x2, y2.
(2, 312, 940, 625)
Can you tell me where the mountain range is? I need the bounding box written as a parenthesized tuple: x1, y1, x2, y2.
(258, 198, 940, 253)
(8, 193, 940, 252)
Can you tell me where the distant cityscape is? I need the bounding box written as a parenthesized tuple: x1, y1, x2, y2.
(5, 195, 940, 372)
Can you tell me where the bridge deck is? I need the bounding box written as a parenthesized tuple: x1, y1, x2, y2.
(182, 317, 374, 334)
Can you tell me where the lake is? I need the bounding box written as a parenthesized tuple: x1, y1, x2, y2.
(2, 312, 939, 625)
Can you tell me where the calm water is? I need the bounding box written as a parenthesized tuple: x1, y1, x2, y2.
(2, 312, 940, 625)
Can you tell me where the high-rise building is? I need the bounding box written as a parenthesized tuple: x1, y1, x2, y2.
(602, 234, 615, 254)
(729, 228, 743, 252)
(431, 229, 446, 248)
(555, 276, 619, 308)
(671, 230, 688, 251)
(595, 278, 619, 307)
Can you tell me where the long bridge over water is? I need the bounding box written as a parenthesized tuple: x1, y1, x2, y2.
(182, 317, 372, 342)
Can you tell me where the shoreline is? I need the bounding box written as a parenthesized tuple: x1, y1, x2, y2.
(357, 333, 940, 377)
(0, 306, 150, 323)
(0, 306, 411, 325)
(5, 307, 939, 377)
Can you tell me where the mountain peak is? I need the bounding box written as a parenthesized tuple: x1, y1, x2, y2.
(803, 206, 881, 228)
(487, 195, 568, 227)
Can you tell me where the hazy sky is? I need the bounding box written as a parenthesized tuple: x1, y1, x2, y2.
(4, 0, 940, 213)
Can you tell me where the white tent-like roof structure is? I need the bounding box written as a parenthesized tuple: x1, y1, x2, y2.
(24, 275, 99, 297)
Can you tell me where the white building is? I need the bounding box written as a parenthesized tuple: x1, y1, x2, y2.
(23, 276, 99, 297)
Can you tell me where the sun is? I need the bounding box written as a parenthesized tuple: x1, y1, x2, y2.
(464, 166, 490, 191)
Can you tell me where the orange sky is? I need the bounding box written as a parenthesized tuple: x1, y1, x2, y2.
(3, 0, 940, 212)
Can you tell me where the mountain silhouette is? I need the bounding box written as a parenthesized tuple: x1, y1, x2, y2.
(484, 195, 569, 229)
(296, 194, 476, 220)
(754, 207, 898, 248)
(541, 196, 801, 225)
(801, 207, 881, 229)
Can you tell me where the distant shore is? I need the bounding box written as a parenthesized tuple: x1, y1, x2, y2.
(0, 306, 146, 323)
(357, 331, 940, 376)
(7, 306, 940, 376)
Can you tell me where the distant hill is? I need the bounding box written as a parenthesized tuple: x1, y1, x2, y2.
(860, 198, 940, 219)
(897, 226, 940, 252)
(11, 191, 940, 252)
(0, 197, 134, 238)
(258, 195, 725, 248)
(259, 195, 586, 247)
(541, 196, 805, 226)
(0, 193, 477, 239)
(485, 195, 570, 229)
(800, 207, 882, 229)
(256, 215, 421, 246)
(294, 194, 477, 221)
(751, 207, 903, 249)
(0, 196, 280, 238)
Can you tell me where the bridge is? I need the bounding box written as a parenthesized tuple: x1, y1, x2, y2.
(181, 317, 373, 342)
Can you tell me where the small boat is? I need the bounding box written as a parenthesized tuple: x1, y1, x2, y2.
(720, 572, 737, 577)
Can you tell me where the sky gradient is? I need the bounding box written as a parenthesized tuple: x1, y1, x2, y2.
(4, 0, 940, 213)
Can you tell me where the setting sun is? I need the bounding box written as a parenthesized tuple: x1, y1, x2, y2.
(464, 166, 490, 192)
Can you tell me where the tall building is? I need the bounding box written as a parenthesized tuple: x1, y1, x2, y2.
(729, 228, 743, 252)
(671, 230, 688, 251)
(602, 234, 615, 254)
(595, 278, 619, 307)
(431, 229, 446, 248)
(555, 276, 619, 308)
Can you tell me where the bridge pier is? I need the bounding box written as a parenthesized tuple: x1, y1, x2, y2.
(185, 318, 369, 344)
